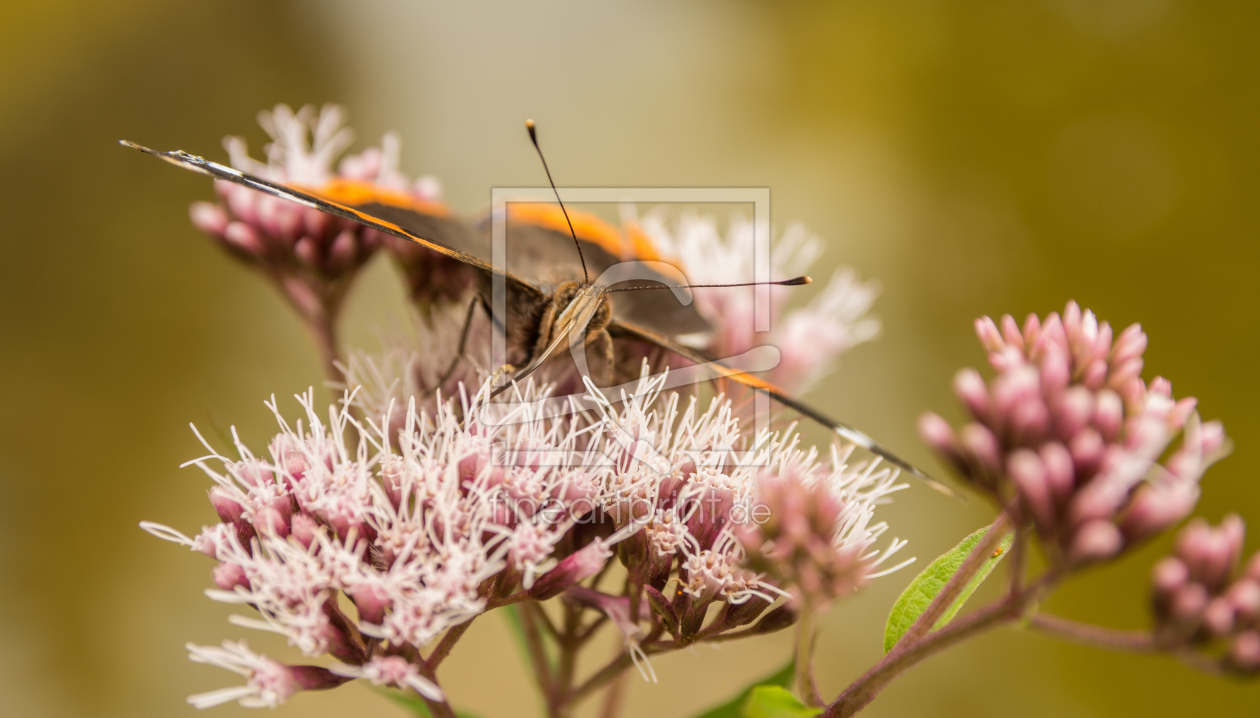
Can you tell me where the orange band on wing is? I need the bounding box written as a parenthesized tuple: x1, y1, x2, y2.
(622, 221, 664, 263)
(508, 203, 626, 258)
(309, 178, 451, 217)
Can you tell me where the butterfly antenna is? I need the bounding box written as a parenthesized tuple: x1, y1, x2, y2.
(606, 276, 813, 293)
(525, 119, 589, 284)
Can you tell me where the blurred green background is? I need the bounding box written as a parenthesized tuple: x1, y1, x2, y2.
(2, 0, 1258, 715)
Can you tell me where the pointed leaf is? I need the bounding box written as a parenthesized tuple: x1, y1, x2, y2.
(690, 661, 794, 718)
(741, 686, 822, 718)
(374, 687, 432, 716)
(883, 526, 1014, 653)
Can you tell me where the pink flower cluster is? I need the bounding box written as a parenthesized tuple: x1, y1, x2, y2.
(581, 373, 909, 642)
(919, 302, 1228, 566)
(188, 104, 476, 326)
(1152, 516, 1260, 674)
(144, 382, 602, 706)
(736, 449, 912, 604)
(146, 367, 912, 706)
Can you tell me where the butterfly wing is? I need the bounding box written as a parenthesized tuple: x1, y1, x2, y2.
(120, 141, 545, 302)
(608, 318, 962, 499)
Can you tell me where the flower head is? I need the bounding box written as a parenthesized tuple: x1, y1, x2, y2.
(920, 301, 1228, 567)
(1151, 515, 1260, 675)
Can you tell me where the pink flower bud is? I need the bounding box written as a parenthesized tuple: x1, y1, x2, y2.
(1069, 520, 1123, 564)
(993, 365, 1039, 416)
(751, 603, 798, 634)
(530, 539, 613, 600)
(1229, 580, 1260, 624)
(223, 221, 264, 256)
(1069, 428, 1105, 479)
(960, 423, 1002, 476)
(210, 487, 244, 523)
(1247, 553, 1260, 582)
(1022, 312, 1043, 348)
(1120, 483, 1199, 545)
(1222, 513, 1246, 563)
(212, 562, 251, 591)
(288, 665, 352, 691)
(1107, 358, 1143, 394)
(1170, 397, 1198, 430)
(1111, 323, 1147, 366)
(1069, 478, 1128, 526)
(953, 369, 990, 419)
(1171, 582, 1209, 624)
(1082, 359, 1108, 391)
(301, 205, 332, 239)
(190, 201, 229, 235)
(326, 230, 358, 273)
(290, 514, 320, 548)
(1093, 390, 1123, 443)
(1033, 313, 1066, 361)
(1027, 446, 1067, 515)
(975, 316, 1004, 353)
(1152, 557, 1189, 597)
(1039, 347, 1070, 396)
(1203, 597, 1236, 637)
(1229, 632, 1260, 673)
(1000, 314, 1024, 350)
(918, 412, 958, 458)
(990, 345, 1026, 373)
(1009, 449, 1054, 531)
(1010, 398, 1050, 445)
(253, 506, 290, 538)
(1063, 301, 1083, 338)
(351, 584, 393, 625)
(294, 236, 320, 267)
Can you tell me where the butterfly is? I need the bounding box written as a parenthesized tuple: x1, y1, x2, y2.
(120, 122, 958, 498)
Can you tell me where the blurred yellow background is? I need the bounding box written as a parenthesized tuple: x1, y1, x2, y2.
(2, 0, 1258, 716)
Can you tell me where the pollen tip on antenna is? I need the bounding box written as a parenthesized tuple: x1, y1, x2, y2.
(525, 119, 537, 142)
(792, 276, 813, 286)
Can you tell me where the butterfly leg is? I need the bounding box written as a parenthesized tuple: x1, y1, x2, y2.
(432, 295, 483, 392)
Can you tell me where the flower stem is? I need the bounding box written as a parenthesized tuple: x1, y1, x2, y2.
(414, 662, 457, 718)
(427, 617, 476, 669)
(1027, 614, 1157, 653)
(825, 594, 1023, 717)
(824, 516, 1049, 718)
(795, 597, 822, 706)
(519, 603, 560, 716)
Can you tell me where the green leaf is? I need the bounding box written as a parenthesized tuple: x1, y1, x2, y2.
(883, 525, 1014, 653)
(373, 687, 432, 716)
(741, 686, 822, 718)
(690, 660, 795, 718)
(502, 604, 531, 665)
(371, 687, 485, 718)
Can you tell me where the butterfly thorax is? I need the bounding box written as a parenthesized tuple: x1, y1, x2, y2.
(547, 281, 612, 344)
